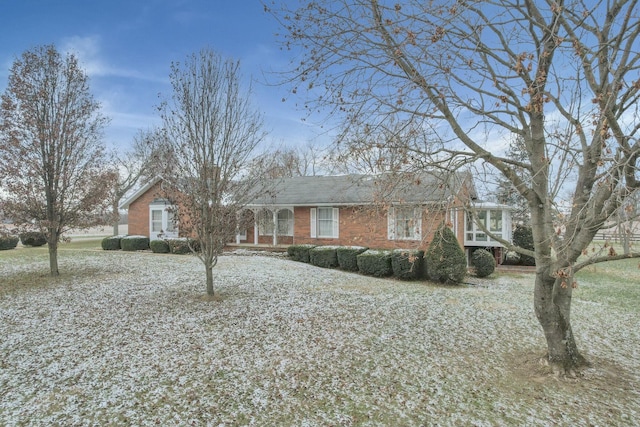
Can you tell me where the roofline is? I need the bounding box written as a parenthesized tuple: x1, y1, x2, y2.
(118, 176, 163, 210)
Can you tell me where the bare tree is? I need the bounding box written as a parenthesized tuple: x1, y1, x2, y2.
(269, 1, 640, 374)
(250, 143, 327, 178)
(108, 129, 163, 235)
(0, 45, 112, 276)
(159, 48, 266, 296)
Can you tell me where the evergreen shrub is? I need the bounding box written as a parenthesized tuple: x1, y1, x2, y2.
(101, 235, 123, 251)
(513, 225, 536, 266)
(356, 250, 393, 277)
(150, 239, 170, 253)
(19, 231, 47, 247)
(120, 235, 150, 251)
(0, 235, 19, 250)
(309, 246, 339, 268)
(391, 249, 425, 280)
(287, 244, 316, 263)
(425, 224, 467, 284)
(471, 249, 496, 278)
(167, 238, 200, 254)
(336, 246, 368, 271)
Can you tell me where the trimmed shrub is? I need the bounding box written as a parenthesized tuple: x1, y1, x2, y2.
(391, 249, 425, 280)
(425, 224, 467, 284)
(149, 239, 170, 253)
(356, 250, 393, 277)
(0, 235, 19, 251)
(471, 249, 496, 278)
(287, 244, 316, 263)
(513, 225, 535, 266)
(120, 235, 150, 251)
(167, 237, 200, 254)
(101, 235, 123, 251)
(336, 246, 368, 271)
(19, 231, 47, 247)
(309, 246, 339, 268)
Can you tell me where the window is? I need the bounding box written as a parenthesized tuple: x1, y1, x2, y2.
(277, 209, 294, 236)
(258, 210, 274, 236)
(310, 207, 339, 238)
(388, 206, 422, 240)
(466, 209, 503, 242)
(149, 202, 178, 240)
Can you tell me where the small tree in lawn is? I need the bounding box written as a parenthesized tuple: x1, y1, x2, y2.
(425, 223, 467, 284)
(0, 45, 112, 276)
(159, 48, 265, 297)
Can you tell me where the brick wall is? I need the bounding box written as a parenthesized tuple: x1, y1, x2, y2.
(293, 205, 448, 250)
(127, 182, 165, 236)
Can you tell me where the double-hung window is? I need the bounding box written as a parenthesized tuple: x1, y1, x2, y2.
(388, 206, 422, 240)
(310, 207, 339, 238)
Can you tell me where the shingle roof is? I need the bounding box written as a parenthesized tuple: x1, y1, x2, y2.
(247, 172, 473, 207)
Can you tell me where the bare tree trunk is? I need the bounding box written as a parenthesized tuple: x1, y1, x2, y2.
(205, 264, 215, 296)
(48, 238, 59, 277)
(534, 272, 588, 375)
(112, 201, 120, 236)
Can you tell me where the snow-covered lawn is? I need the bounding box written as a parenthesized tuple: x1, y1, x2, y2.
(1, 250, 638, 426)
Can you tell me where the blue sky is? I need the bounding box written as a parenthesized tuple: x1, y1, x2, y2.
(0, 0, 324, 152)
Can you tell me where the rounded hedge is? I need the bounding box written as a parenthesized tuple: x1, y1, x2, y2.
(287, 244, 316, 263)
(425, 224, 467, 284)
(391, 249, 425, 280)
(149, 239, 171, 253)
(0, 235, 19, 251)
(471, 249, 496, 278)
(309, 246, 339, 268)
(167, 238, 200, 254)
(101, 235, 123, 251)
(356, 250, 393, 277)
(120, 235, 150, 251)
(336, 246, 368, 271)
(19, 231, 47, 247)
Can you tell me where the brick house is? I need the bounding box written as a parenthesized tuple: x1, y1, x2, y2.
(121, 172, 513, 262)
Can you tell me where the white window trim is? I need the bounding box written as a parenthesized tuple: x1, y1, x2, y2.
(148, 202, 178, 241)
(310, 207, 339, 238)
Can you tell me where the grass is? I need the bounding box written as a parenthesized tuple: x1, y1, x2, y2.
(0, 248, 638, 426)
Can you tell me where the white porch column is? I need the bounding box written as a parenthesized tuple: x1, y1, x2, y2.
(253, 210, 259, 246)
(272, 209, 278, 246)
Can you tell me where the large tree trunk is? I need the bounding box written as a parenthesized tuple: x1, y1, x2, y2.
(48, 238, 59, 277)
(534, 271, 588, 375)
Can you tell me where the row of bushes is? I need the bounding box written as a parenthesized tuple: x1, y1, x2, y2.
(101, 235, 201, 255)
(287, 226, 496, 282)
(0, 231, 48, 250)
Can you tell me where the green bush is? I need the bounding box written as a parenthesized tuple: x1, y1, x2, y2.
(309, 246, 339, 268)
(425, 224, 467, 284)
(356, 250, 393, 277)
(167, 238, 200, 254)
(0, 235, 19, 251)
(471, 249, 496, 278)
(101, 235, 123, 251)
(391, 249, 424, 280)
(513, 225, 536, 266)
(287, 244, 316, 263)
(120, 235, 150, 251)
(149, 239, 170, 253)
(19, 231, 47, 247)
(336, 246, 368, 271)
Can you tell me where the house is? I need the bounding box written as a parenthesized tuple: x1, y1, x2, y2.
(120, 172, 513, 263)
